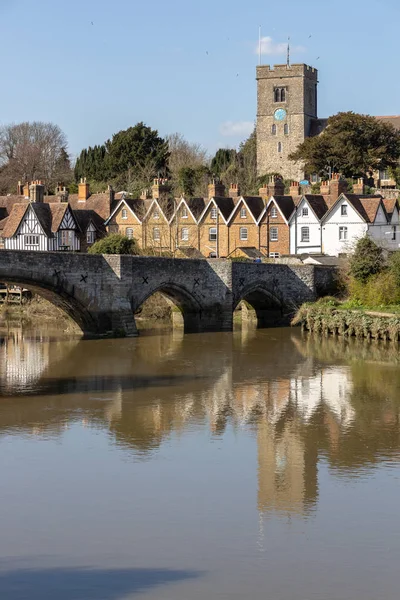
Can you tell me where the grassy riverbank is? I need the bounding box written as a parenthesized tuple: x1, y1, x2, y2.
(292, 299, 400, 341)
(0, 297, 80, 334)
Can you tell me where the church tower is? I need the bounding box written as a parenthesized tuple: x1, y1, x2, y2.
(256, 63, 318, 182)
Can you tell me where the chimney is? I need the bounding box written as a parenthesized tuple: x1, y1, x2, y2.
(152, 178, 171, 202)
(17, 181, 24, 195)
(320, 180, 330, 195)
(258, 184, 270, 199)
(289, 181, 301, 198)
(108, 184, 115, 204)
(353, 178, 365, 195)
(140, 189, 151, 200)
(23, 182, 30, 198)
(228, 183, 240, 199)
(330, 173, 348, 201)
(78, 177, 90, 201)
(267, 175, 284, 197)
(208, 179, 225, 199)
(29, 180, 45, 203)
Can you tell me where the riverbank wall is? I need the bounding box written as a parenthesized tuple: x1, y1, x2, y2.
(293, 303, 400, 342)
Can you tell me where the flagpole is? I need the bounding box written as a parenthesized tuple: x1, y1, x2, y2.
(259, 26, 262, 66)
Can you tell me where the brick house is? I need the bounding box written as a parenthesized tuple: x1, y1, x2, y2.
(198, 196, 235, 257)
(169, 197, 206, 254)
(228, 196, 265, 257)
(105, 198, 148, 248)
(258, 195, 296, 257)
(143, 198, 174, 253)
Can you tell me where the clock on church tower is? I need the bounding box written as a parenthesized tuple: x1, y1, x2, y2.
(274, 108, 287, 121)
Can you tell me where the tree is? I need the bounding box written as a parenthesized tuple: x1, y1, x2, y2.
(289, 112, 400, 178)
(349, 237, 384, 283)
(166, 132, 208, 174)
(0, 121, 71, 193)
(211, 148, 237, 177)
(88, 233, 140, 255)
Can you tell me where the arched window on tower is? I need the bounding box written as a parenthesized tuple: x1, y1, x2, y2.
(271, 124, 277, 135)
(274, 88, 281, 102)
(278, 142, 282, 153)
(274, 87, 286, 103)
(281, 88, 286, 102)
(284, 124, 289, 135)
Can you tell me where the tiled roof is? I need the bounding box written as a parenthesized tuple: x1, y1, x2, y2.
(74, 210, 107, 234)
(272, 196, 296, 221)
(304, 195, 331, 220)
(0, 195, 29, 215)
(382, 198, 398, 219)
(48, 203, 69, 232)
(2, 204, 30, 237)
(186, 198, 207, 220)
(238, 247, 265, 259)
(0, 217, 9, 231)
(213, 197, 236, 221)
(242, 197, 265, 221)
(345, 195, 382, 223)
(68, 193, 112, 220)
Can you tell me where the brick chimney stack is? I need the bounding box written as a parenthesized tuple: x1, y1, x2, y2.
(29, 180, 45, 203)
(353, 178, 365, 195)
(289, 181, 301, 198)
(140, 189, 151, 200)
(152, 178, 170, 202)
(17, 181, 24, 195)
(228, 183, 240, 199)
(320, 180, 330, 195)
(258, 184, 269, 199)
(23, 182, 30, 198)
(330, 173, 348, 201)
(78, 178, 90, 201)
(208, 179, 225, 199)
(267, 176, 284, 197)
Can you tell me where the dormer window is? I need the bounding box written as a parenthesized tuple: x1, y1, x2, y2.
(211, 207, 217, 219)
(153, 208, 160, 219)
(271, 206, 278, 218)
(121, 208, 127, 219)
(240, 207, 247, 218)
(341, 205, 348, 216)
(274, 87, 286, 103)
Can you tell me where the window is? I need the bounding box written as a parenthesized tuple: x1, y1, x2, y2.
(271, 124, 277, 135)
(86, 230, 96, 244)
(60, 230, 73, 247)
(311, 173, 319, 183)
(392, 226, 397, 241)
(339, 226, 348, 241)
(270, 227, 278, 241)
(278, 142, 282, 153)
(181, 227, 189, 241)
(379, 169, 389, 180)
(153, 227, 160, 240)
(274, 87, 286, 103)
(301, 227, 310, 243)
(209, 227, 217, 241)
(153, 208, 159, 219)
(269, 252, 280, 258)
(240, 227, 248, 241)
(240, 207, 247, 218)
(126, 228, 133, 239)
(181, 206, 188, 218)
(210, 207, 217, 219)
(271, 206, 278, 218)
(302, 207, 309, 217)
(341, 205, 348, 216)
(284, 124, 289, 135)
(121, 208, 127, 219)
(25, 234, 39, 246)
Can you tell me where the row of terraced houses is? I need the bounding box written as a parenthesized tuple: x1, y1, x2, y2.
(0, 177, 399, 258)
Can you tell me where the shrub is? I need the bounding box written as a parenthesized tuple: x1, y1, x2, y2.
(389, 251, 400, 287)
(88, 233, 140, 255)
(349, 237, 384, 283)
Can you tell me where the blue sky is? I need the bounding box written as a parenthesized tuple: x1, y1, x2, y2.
(1, 0, 399, 160)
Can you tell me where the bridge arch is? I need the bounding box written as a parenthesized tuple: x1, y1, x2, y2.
(132, 282, 205, 334)
(234, 283, 287, 328)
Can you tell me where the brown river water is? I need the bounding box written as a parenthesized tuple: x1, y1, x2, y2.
(0, 323, 400, 600)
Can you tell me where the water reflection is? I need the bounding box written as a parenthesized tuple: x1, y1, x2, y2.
(1, 326, 400, 524)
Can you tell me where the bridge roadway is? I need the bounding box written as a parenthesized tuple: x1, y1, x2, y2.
(0, 251, 335, 336)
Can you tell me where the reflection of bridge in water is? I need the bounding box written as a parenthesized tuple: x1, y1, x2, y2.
(0, 327, 399, 517)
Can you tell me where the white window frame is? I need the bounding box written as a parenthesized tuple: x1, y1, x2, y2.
(209, 227, 217, 241)
(302, 207, 309, 217)
(269, 252, 280, 258)
(301, 227, 310, 243)
(181, 206, 188, 219)
(121, 208, 127, 220)
(126, 228, 133, 240)
(181, 227, 189, 241)
(271, 206, 278, 218)
(86, 230, 95, 244)
(270, 227, 278, 241)
(240, 227, 248, 241)
(153, 208, 160, 219)
(339, 226, 348, 241)
(341, 205, 348, 216)
(240, 207, 247, 219)
(153, 227, 160, 241)
(25, 234, 39, 246)
(210, 207, 217, 219)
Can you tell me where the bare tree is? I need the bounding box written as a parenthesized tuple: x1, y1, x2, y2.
(0, 121, 71, 193)
(166, 132, 208, 174)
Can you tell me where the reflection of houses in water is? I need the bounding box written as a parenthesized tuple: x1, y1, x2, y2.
(0, 329, 52, 392)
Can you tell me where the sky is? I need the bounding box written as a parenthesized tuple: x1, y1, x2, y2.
(1, 0, 399, 161)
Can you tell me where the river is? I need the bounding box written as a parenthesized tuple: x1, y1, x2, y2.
(0, 323, 399, 600)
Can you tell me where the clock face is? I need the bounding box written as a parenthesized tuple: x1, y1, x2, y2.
(274, 108, 287, 121)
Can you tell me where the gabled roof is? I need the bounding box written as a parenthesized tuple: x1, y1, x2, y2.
(228, 196, 265, 224)
(48, 203, 69, 231)
(382, 198, 399, 221)
(198, 197, 236, 224)
(322, 193, 384, 224)
(169, 198, 199, 224)
(2, 202, 79, 238)
(303, 195, 331, 220)
(68, 193, 112, 220)
(104, 197, 146, 225)
(74, 210, 107, 234)
(143, 198, 175, 222)
(2, 204, 30, 237)
(0, 195, 29, 215)
(262, 195, 296, 224)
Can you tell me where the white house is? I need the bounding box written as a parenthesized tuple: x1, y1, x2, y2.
(289, 195, 331, 255)
(321, 193, 393, 256)
(1, 202, 81, 251)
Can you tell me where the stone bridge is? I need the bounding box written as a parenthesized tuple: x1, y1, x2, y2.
(0, 251, 336, 336)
